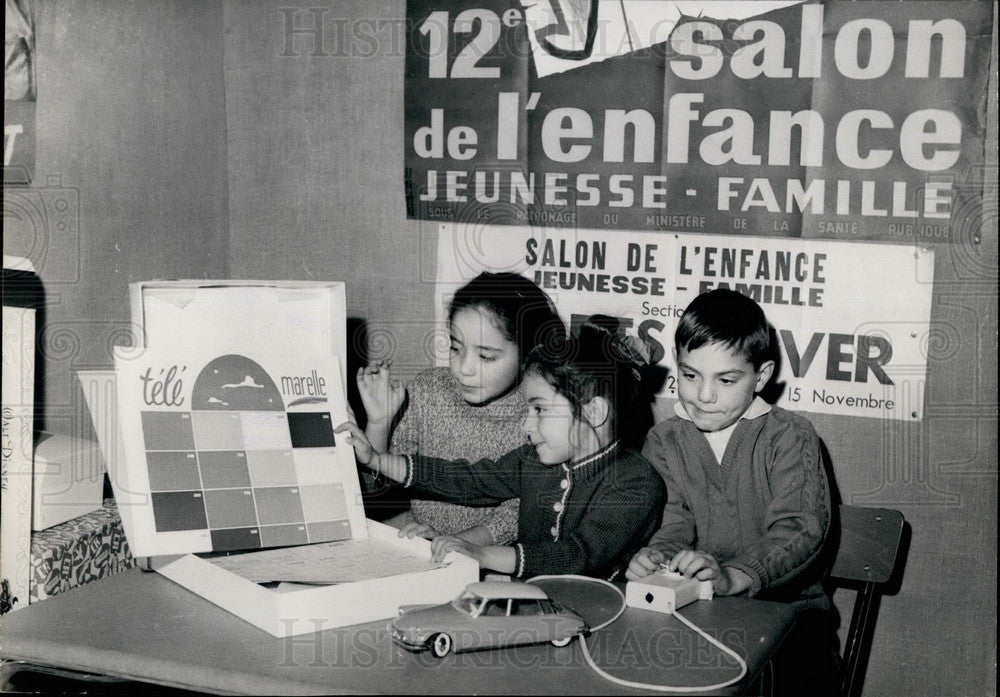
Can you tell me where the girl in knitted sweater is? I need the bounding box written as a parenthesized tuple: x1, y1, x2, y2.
(357, 272, 564, 546)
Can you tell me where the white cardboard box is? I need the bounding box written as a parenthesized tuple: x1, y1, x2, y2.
(80, 280, 479, 635)
(79, 370, 479, 637)
(31, 431, 106, 530)
(155, 521, 479, 637)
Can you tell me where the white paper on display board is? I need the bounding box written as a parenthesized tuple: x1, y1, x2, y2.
(434, 223, 934, 421)
(112, 346, 366, 557)
(129, 281, 348, 390)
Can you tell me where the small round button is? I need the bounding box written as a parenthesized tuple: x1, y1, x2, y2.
(550, 526, 559, 537)
(559, 479, 569, 489)
(553, 502, 564, 512)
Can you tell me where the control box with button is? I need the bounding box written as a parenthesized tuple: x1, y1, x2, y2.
(625, 569, 714, 614)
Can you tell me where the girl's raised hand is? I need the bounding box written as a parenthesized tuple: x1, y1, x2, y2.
(356, 361, 406, 425)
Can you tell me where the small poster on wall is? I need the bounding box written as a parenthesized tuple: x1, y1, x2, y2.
(434, 223, 935, 421)
(4, 0, 36, 185)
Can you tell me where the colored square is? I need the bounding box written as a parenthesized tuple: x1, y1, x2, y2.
(287, 412, 335, 448)
(259, 524, 309, 548)
(151, 491, 207, 532)
(292, 449, 340, 486)
(146, 451, 201, 491)
(307, 519, 353, 543)
(246, 450, 297, 487)
(299, 483, 348, 522)
(253, 487, 305, 526)
(141, 412, 195, 451)
(203, 489, 258, 528)
(210, 527, 261, 551)
(198, 451, 252, 489)
(192, 411, 244, 450)
(240, 412, 292, 449)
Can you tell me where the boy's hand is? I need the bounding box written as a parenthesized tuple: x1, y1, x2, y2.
(333, 422, 375, 465)
(668, 550, 751, 596)
(669, 549, 722, 581)
(398, 521, 439, 540)
(356, 361, 405, 425)
(626, 547, 667, 580)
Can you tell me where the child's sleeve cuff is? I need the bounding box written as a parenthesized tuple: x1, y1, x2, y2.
(402, 454, 415, 488)
(514, 543, 526, 578)
(725, 559, 764, 596)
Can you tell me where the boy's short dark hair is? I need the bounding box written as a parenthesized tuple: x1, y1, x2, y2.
(675, 289, 772, 368)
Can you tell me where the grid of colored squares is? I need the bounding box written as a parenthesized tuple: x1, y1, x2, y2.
(141, 410, 352, 550)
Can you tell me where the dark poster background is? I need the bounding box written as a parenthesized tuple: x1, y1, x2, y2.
(404, 0, 994, 243)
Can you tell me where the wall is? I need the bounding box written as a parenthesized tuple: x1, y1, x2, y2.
(2, 0, 230, 436)
(2, 1, 994, 695)
(222, 0, 430, 370)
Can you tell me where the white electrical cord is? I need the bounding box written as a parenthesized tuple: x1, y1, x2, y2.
(527, 574, 748, 693)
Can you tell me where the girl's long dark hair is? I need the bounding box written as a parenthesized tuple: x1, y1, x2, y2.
(448, 272, 566, 361)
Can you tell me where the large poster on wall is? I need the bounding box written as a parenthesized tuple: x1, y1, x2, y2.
(404, 0, 994, 244)
(434, 223, 935, 421)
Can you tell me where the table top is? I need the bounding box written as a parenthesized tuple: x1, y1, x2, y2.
(0, 568, 795, 695)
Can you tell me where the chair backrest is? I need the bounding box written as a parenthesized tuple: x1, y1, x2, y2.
(829, 505, 905, 697)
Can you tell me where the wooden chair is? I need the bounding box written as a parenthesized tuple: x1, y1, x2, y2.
(830, 505, 906, 697)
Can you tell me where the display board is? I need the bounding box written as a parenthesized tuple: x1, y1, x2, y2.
(113, 348, 365, 557)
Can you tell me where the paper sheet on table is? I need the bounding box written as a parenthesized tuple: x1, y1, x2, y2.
(202, 538, 448, 584)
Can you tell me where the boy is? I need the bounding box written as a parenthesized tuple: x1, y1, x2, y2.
(627, 288, 837, 696)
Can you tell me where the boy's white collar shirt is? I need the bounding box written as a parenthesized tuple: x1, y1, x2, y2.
(674, 397, 772, 464)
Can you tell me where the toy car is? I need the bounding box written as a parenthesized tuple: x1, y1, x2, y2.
(388, 581, 588, 657)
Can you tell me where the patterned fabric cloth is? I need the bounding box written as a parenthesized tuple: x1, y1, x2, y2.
(389, 367, 524, 544)
(642, 406, 831, 609)
(30, 498, 136, 601)
(404, 441, 665, 580)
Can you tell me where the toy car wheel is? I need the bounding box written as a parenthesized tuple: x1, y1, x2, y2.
(550, 636, 573, 647)
(430, 633, 453, 658)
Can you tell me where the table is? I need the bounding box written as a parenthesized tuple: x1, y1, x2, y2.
(0, 568, 795, 695)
